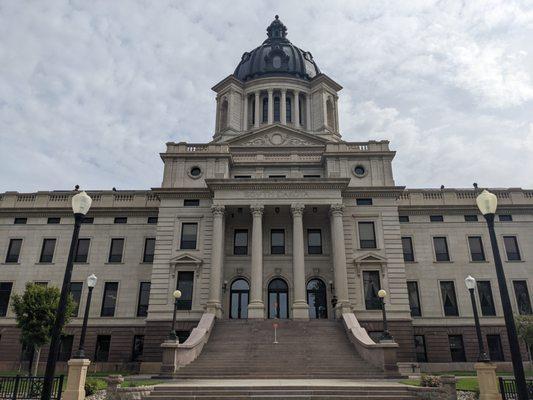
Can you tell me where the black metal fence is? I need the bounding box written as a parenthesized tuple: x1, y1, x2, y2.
(499, 377, 533, 400)
(0, 375, 64, 400)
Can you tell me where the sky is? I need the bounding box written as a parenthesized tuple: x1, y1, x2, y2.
(1, 0, 532, 192)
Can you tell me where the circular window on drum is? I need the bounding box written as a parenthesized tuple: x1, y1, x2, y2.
(353, 165, 367, 178)
(188, 166, 203, 179)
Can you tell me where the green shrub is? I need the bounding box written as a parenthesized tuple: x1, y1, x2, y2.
(420, 374, 441, 387)
(85, 378, 107, 396)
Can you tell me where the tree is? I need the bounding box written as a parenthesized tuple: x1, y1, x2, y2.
(11, 283, 75, 376)
(516, 315, 533, 370)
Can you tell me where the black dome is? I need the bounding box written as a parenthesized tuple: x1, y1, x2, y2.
(233, 16, 320, 82)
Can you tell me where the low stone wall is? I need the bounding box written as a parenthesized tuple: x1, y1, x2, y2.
(105, 375, 153, 400)
(407, 375, 457, 400)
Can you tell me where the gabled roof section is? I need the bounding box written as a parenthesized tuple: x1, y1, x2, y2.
(224, 124, 331, 147)
(353, 252, 388, 264)
(169, 253, 203, 265)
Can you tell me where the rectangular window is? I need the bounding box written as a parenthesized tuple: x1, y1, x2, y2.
(303, 175, 321, 178)
(101, 282, 119, 317)
(477, 281, 496, 316)
(399, 215, 409, 223)
(513, 281, 532, 315)
(108, 238, 125, 263)
(81, 217, 94, 224)
(39, 239, 56, 263)
(433, 237, 450, 262)
(271, 229, 285, 254)
(468, 236, 486, 261)
(180, 223, 198, 250)
(402, 237, 415, 262)
(5, 239, 22, 263)
(147, 216, 158, 224)
(0, 282, 13, 317)
(176, 272, 194, 310)
(184, 199, 200, 207)
(47, 217, 61, 224)
(268, 175, 286, 179)
(69, 282, 83, 317)
(137, 282, 151, 317)
(58, 335, 74, 362)
(114, 217, 127, 224)
(131, 335, 144, 361)
(503, 236, 521, 261)
(358, 222, 377, 249)
(94, 335, 111, 362)
(499, 214, 513, 222)
(464, 215, 478, 222)
(233, 229, 248, 255)
(14, 217, 27, 224)
(407, 281, 421, 317)
(74, 238, 90, 263)
(234, 175, 252, 179)
(487, 335, 504, 361)
(363, 271, 381, 310)
(143, 238, 155, 263)
(440, 281, 459, 316)
(307, 229, 322, 254)
(448, 335, 466, 362)
(356, 198, 373, 206)
(414, 335, 428, 362)
(430, 215, 444, 222)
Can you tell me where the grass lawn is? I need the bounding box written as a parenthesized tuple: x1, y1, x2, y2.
(400, 377, 479, 392)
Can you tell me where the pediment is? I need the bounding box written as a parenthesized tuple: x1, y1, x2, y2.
(227, 125, 330, 147)
(353, 252, 388, 264)
(169, 253, 203, 265)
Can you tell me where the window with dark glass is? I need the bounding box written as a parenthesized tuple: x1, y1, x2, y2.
(464, 215, 478, 222)
(39, 239, 56, 263)
(430, 215, 444, 222)
(176, 271, 194, 310)
(402, 237, 415, 262)
(268, 278, 289, 319)
(230, 279, 249, 319)
(147, 216, 158, 224)
(114, 217, 127, 224)
(14, 217, 27, 224)
(504, 236, 521, 261)
(448, 335, 466, 362)
(487, 335, 504, 361)
(433, 237, 450, 261)
(101, 282, 119, 317)
(273, 96, 280, 122)
(94, 335, 111, 362)
(81, 217, 93, 224)
(180, 223, 198, 250)
(399, 215, 409, 223)
(440, 281, 459, 316)
(58, 335, 74, 361)
(468, 236, 486, 261)
(233, 230, 248, 255)
(74, 238, 90, 263)
(477, 281, 496, 316)
(356, 198, 373, 206)
(184, 199, 200, 207)
(69, 282, 83, 317)
(513, 281, 532, 315)
(234, 175, 252, 179)
(303, 175, 321, 178)
(358, 222, 376, 249)
(499, 214, 512, 222)
(0, 282, 13, 317)
(268, 175, 286, 179)
(143, 238, 155, 263)
(407, 281, 421, 317)
(47, 217, 61, 224)
(271, 229, 285, 254)
(307, 229, 322, 254)
(414, 335, 428, 362)
(137, 282, 151, 317)
(363, 271, 381, 310)
(286, 97, 292, 122)
(5, 239, 22, 263)
(131, 335, 144, 361)
(262, 97, 268, 122)
(108, 238, 124, 263)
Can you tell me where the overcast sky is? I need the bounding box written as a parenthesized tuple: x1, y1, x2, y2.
(1, 0, 532, 192)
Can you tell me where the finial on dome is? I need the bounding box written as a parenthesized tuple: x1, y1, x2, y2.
(267, 15, 287, 39)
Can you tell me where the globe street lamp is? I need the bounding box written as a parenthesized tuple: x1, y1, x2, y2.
(476, 189, 528, 400)
(74, 274, 97, 359)
(464, 275, 490, 362)
(42, 191, 92, 400)
(378, 289, 393, 342)
(169, 290, 182, 341)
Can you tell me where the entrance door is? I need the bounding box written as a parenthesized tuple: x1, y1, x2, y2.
(307, 278, 328, 319)
(268, 278, 289, 319)
(229, 279, 249, 319)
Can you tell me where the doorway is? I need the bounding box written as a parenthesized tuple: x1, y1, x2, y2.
(268, 278, 289, 319)
(307, 278, 328, 319)
(229, 279, 249, 319)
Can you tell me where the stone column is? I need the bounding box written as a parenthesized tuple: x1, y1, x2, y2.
(63, 358, 91, 400)
(248, 204, 265, 318)
(306, 93, 311, 130)
(242, 93, 248, 130)
(206, 205, 225, 318)
(267, 89, 274, 124)
(280, 89, 287, 125)
(330, 204, 351, 317)
(254, 91, 260, 128)
(294, 90, 300, 128)
(291, 204, 309, 319)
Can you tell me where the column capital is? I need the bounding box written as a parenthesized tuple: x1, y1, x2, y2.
(290, 203, 305, 217)
(211, 204, 225, 216)
(329, 203, 344, 216)
(281, 88, 287, 94)
(250, 204, 264, 216)
(267, 88, 274, 94)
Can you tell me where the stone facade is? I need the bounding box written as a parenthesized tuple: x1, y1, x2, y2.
(0, 16, 532, 373)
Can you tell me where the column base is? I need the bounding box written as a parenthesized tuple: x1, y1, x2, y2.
(475, 362, 501, 400)
(63, 358, 91, 400)
(292, 301, 309, 320)
(247, 301, 265, 319)
(334, 302, 352, 318)
(206, 301, 223, 318)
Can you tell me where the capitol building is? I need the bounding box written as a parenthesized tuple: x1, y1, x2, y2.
(0, 16, 531, 376)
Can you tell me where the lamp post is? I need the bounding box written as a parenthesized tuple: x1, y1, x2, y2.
(169, 290, 182, 341)
(378, 289, 393, 342)
(42, 191, 92, 400)
(74, 274, 97, 359)
(464, 275, 490, 362)
(476, 189, 528, 400)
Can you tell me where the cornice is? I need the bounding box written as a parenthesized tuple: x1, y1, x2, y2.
(151, 188, 212, 199)
(398, 204, 533, 215)
(344, 186, 406, 198)
(205, 178, 350, 192)
(0, 207, 159, 217)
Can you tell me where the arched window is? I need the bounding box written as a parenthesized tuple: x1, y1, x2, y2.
(274, 96, 280, 122)
(262, 97, 268, 123)
(268, 278, 289, 319)
(299, 97, 303, 125)
(251, 97, 255, 125)
(220, 99, 228, 130)
(307, 279, 327, 319)
(326, 98, 334, 129)
(230, 279, 249, 319)
(286, 97, 292, 123)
